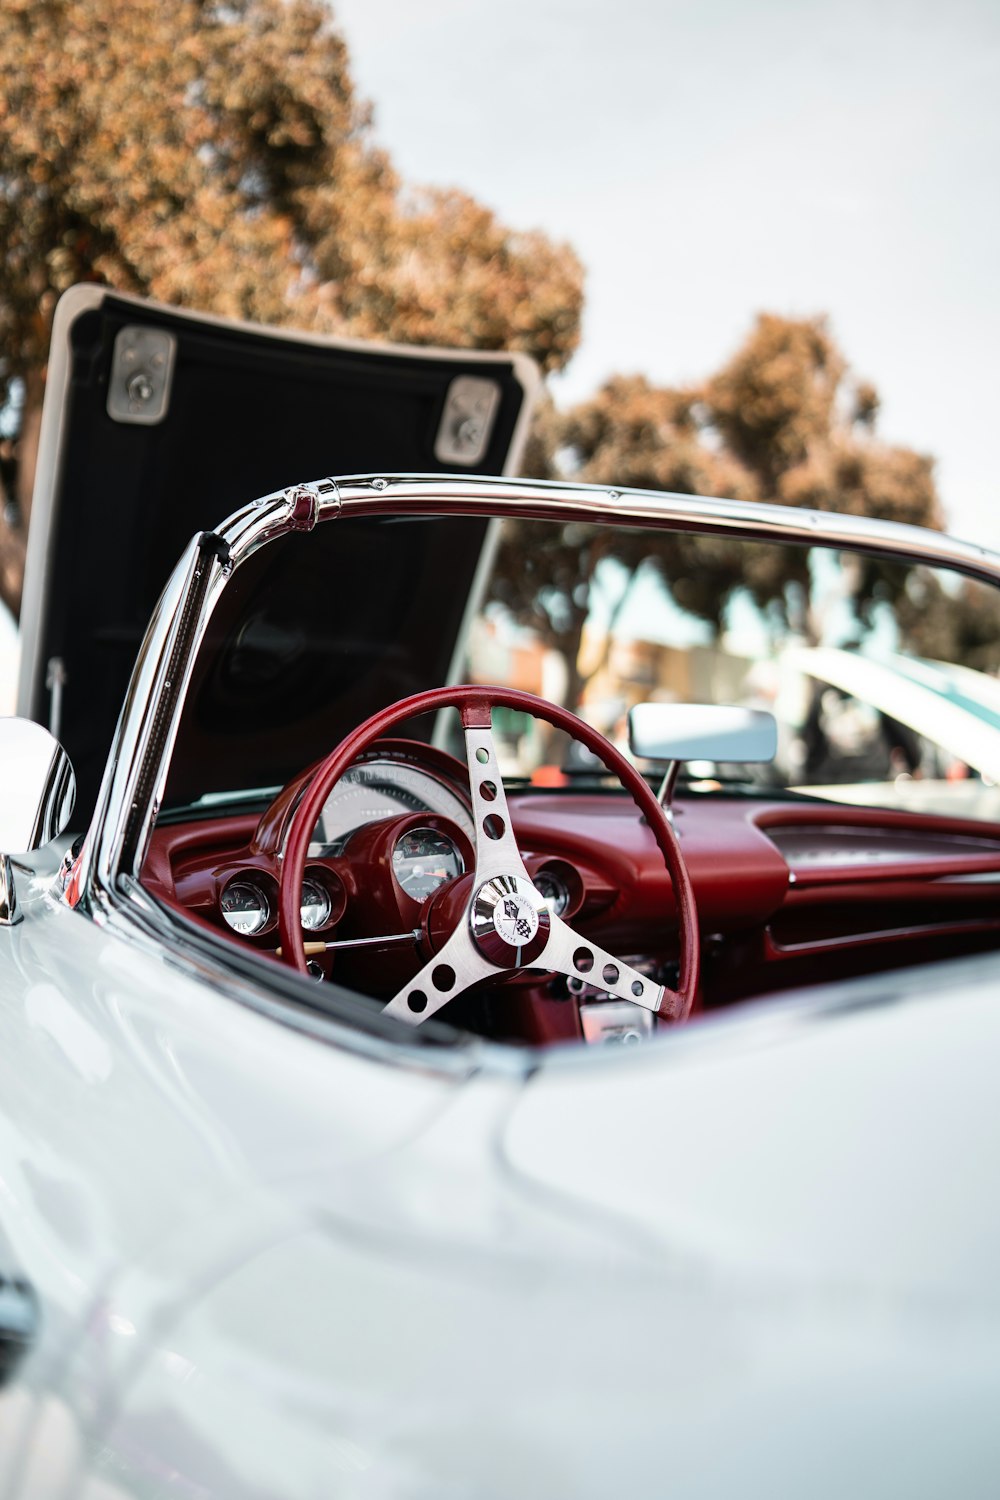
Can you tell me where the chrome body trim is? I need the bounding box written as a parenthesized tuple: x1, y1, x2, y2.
(0, 855, 22, 926)
(322, 476, 1000, 588)
(75, 490, 292, 906)
(73, 472, 1000, 1022)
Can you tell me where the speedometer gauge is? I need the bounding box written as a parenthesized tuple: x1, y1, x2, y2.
(391, 828, 464, 902)
(317, 755, 474, 851)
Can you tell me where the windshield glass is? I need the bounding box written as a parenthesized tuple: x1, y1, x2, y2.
(168, 511, 1000, 823)
(459, 518, 1000, 819)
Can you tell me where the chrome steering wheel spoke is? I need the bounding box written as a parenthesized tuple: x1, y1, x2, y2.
(385, 704, 682, 1027)
(539, 912, 676, 1018)
(462, 717, 532, 885)
(382, 919, 498, 1026)
(456, 708, 682, 1020)
(384, 715, 553, 1026)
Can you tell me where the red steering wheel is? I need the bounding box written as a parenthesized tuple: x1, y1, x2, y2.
(278, 686, 700, 1026)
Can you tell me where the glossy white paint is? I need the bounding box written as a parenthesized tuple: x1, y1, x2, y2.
(507, 973, 1000, 1294)
(3, 863, 1000, 1495)
(0, 877, 470, 1498)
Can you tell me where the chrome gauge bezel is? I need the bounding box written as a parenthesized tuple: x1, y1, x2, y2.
(390, 825, 466, 905)
(533, 869, 570, 917)
(531, 859, 584, 921)
(220, 877, 274, 937)
(299, 877, 333, 932)
(220, 868, 345, 939)
(298, 866, 347, 932)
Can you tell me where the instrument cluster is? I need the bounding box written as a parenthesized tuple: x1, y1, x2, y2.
(217, 753, 476, 940)
(162, 748, 594, 1000)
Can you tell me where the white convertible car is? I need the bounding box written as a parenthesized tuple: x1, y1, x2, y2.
(2, 287, 1000, 1498)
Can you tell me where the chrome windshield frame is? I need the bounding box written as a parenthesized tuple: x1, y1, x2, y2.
(74, 471, 1000, 920)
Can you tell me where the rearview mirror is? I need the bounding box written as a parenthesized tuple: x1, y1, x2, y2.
(628, 703, 778, 764)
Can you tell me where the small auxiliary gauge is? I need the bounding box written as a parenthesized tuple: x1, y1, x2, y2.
(299, 879, 333, 932)
(220, 880, 271, 937)
(533, 870, 571, 917)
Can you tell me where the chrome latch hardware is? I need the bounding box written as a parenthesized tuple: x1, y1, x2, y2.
(434, 376, 501, 466)
(107, 325, 177, 425)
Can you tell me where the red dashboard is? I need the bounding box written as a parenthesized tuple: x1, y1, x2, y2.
(140, 741, 1000, 1045)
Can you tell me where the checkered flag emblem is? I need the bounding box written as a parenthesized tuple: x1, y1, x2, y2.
(503, 898, 533, 940)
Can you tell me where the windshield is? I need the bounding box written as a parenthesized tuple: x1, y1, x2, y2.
(460, 519, 1000, 819)
(168, 511, 1000, 823)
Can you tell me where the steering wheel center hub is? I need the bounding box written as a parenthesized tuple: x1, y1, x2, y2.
(471, 874, 550, 967)
(493, 891, 539, 946)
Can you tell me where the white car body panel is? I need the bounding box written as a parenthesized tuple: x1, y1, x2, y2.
(3, 867, 1000, 1496)
(0, 878, 469, 1497)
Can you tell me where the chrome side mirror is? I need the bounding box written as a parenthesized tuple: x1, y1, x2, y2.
(628, 703, 777, 809)
(0, 718, 76, 926)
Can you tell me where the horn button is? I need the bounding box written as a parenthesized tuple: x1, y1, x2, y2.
(470, 874, 551, 967)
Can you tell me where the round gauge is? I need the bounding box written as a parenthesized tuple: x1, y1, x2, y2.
(317, 758, 474, 850)
(299, 878, 333, 932)
(391, 827, 464, 903)
(220, 879, 271, 937)
(533, 870, 570, 917)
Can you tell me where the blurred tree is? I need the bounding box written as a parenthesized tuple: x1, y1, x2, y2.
(894, 573, 1000, 674)
(488, 315, 949, 717)
(0, 0, 583, 615)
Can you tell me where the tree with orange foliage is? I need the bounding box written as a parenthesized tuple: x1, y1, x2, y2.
(0, 0, 583, 615)
(489, 315, 955, 708)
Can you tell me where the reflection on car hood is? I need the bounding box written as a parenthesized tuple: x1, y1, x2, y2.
(504, 953, 1000, 1303)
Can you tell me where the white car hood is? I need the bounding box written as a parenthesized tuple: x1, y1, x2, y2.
(77, 970, 1000, 1499)
(504, 957, 1000, 1306)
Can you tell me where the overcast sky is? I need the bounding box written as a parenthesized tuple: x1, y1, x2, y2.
(331, 0, 999, 547)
